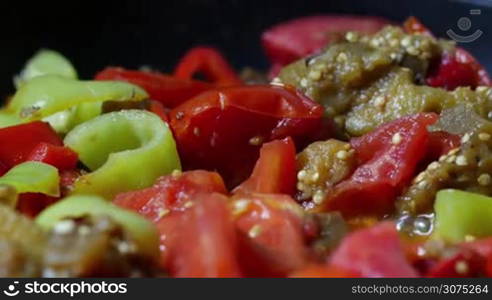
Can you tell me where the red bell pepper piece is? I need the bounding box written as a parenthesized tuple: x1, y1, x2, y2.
(27, 142, 78, 171)
(232, 193, 308, 277)
(0, 121, 62, 168)
(329, 222, 418, 277)
(165, 193, 242, 277)
(169, 85, 327, 187)
(95, 67, 213, 108)
(233, 137, 296, 195)
(262, 15, 391, 67)
(114, 170, 227, 223)
(320, 113, 438, 216)
(174, 46, 242, 87)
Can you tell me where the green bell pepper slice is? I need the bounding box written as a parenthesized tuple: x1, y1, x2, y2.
(64, 110, 181, 199)
(8, 75, 148, 121)
(14, 49, 77, 88)
(0, 111, 22, 128)
(35, 195, 159, 258)
(434, 189, 492, 242)
(0, 161, 60, 197)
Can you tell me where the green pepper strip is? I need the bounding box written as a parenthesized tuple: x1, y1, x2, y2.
(64, 110, 181, 199)
(0, 161, 60, 197)
(14, 49, 78, 88)
(434, 189, 492, 242)
(35, 195, 159, 258)
(8, 75, 148, 121)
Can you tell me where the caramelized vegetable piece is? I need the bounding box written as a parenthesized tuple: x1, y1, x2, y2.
(296, 139, 356, 203)
(64, 110, 181, 199)
(43, 215, 158, 277)
(36, 195, 159, 259)
(8, 75, 148, 121)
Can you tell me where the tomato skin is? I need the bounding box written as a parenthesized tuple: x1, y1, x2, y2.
(114, 170, 227, 223)
(232, 193, 308, 277)
(169, 85, 326, 187)
(320, 113, 437, 216)
(27, 142, 78, 171)
(16, 193, 58, 218)
(174, 46, 242, 86)
(262, 15, 390, 67)
(0, 121, 62, 168)
(329, 222, 418, 277)
(167, 193, 242, 278)
(95, 67, 213, 108)
(233, 137, 296, 195)
(427, 131, 461, 159)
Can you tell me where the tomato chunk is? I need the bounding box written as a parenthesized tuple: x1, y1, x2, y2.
(320, 113, 438, 216)
(114, 170, 227, 223)
(169, 85, 326, 187)
(95, 67, 213, 108)
(27, 142, 78, 171)
(233, 137, 296, 195)
(329, 222, 417, 277)
(0, 121, 62, 168)
(232, 193, 308, 277)
(167, 193, 241, 277)
(426, 248, 485, 278)
(262, 15, 391, 67)
(174, 46, 242, 86)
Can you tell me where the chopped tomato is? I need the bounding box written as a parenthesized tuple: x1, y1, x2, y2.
(460, 237, 492, 277)
(232, 193, 308, 277)
(114, 170, 227, 223)
(426, 248, 485, 278)
(167, 193, 242, 277)
(169, 85, 327, 187)
(262, 15, 391, 67)
(329, 222, 418, 277)
(95, 67, 213, 108)
(148, 100, 169, 123)
(233, 137, 296, 195)
(289, 265, 357, 278)
(174, 46, 242, 86)
(320, 113, 438, 216)
(0, 121, 62, 168)
(27, 142, 78, 171)
(59, 169, 81, 196)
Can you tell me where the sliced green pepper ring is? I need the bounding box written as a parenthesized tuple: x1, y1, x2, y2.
(35, 195, 159, 258)
(64, 110, 181, 199)
(8, 75, 148, 121)
(434, 189, 492, 242)
(0, 161, 60, 198)
(14, 49, 78, 88)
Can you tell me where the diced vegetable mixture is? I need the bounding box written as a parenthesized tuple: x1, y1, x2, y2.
(1, 15, 492, 278)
